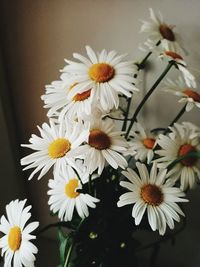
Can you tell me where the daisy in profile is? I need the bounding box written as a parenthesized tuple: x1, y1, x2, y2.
(48, 165, 99, 221)
(74, 117, 128, 175)
(74, 159, 99, 184)
(41, 78, 94, 121)
(117, 162, 188, 235)
(159, 49, 196, 88)
(156, 122, 200, 191)
(61, 46, 139, 111)
(140, 8, 186, 54)
(0, 199, 39, 267)
(125, 122, 157, 164)
(141, 37, 196, 88)
(21, 119, 89, 180)
(162, 76, 200, 111)
(41, 79, 71, 118)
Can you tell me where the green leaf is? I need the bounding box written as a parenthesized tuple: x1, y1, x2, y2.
(60, 238, 68, 265)
(57, 228, 74, 266)
(58, 228, 69, 265)
(58, 227, 66, 243)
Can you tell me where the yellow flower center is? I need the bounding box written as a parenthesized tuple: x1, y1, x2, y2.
(141, 184, 163, 206)
(164, 51, 183, 60)
(159, 24, 175, 41)
(143, 138, 156, 149)
(48, 138, 71, 159)
(178, 144, 197, 166)
(88, 63, 115, 83)
(73, 89, 91, 102)
(65, 179, 80, 198)
(89, 129, 111, 150)
(8, 226, 22, 251)
(183, 89, 200, 103)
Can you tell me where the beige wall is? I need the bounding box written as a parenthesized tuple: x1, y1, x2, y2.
(1, 1, 200, 263)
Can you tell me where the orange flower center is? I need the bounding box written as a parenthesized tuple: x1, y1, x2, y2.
(73, 89, 91, 102)
(88, 63, 115, 83)
(141, 184, 163, 206)
(183, 89, 200, 102)
(165, 51, 183, 60)
(159, 24, 175, 41)
(178, 144, 197, 166)
(65, 179, 80, 198)
(89, 129, 111, 150)
(143, 138, 156, 149)
(48, 138, 71, 159)
(8, 226, 22, 251)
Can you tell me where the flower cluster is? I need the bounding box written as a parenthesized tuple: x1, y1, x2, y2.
(1, 8, 200, 267)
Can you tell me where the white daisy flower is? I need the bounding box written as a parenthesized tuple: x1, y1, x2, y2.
(125, 122, 156, 164)
(41, 79, 71, 118)
(48, 165, 99, 221)
(117, 162, 188, 235)
(159, 49, 196, 88)
(41, 78, 94, 121)
(0, 199, 39, 267)
(156, 122, 200, 191)
(163, 76, 200, 111)
(20, 119, 89, 180)
(140, 8, 186, 54)
(142, 39, 196, 88)
(61, 46, 139, 111)
(74, 117, 128, 175)
(73, 159, 99, 184)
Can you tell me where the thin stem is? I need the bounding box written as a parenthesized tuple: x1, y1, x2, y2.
(63, 218, 85, 267)
(167, 151, 200, 171)
(88, 174, 92, 194)
(107, 115, 132, 121)
(120, 43, 160, 132)
(151, 127, 166, 133)
(36, 222, 69, 236)
(136, 51, 152, 70)
(125, 62, 174, 139)
(73, 167, 83, 186)
(136, 40, 161, 70)
(122, 97, 132, 131)
(168, 104, 186, 128)
(119, 42, 161, 133)
(64, 241, 74, 267)
(163, 104, 186, 136)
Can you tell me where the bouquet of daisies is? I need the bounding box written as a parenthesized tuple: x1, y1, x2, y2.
(1, 8, 200, 267)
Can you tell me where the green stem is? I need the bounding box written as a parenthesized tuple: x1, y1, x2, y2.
(136, 51, 152, 70)
(120, 42, 161, 132)
(168, 104, 186, 127)
(63, 218, 85, 267)
(107, 115, 132, 121)
(88, 174, 92, 194)
(73, 167, 83, 186)
(163, 104, 186, 135)
(151, 127, 166, 133)
(167, 151, 200, 171)
(122, 97, 132, 131)
(136, 40, 161, 70)
(125, 62, 174, 139)
(36, 222, 69, 236)
(64, 241, 75, 267)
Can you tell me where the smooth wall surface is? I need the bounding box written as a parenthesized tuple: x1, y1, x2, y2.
(0, 1, 200, 266)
